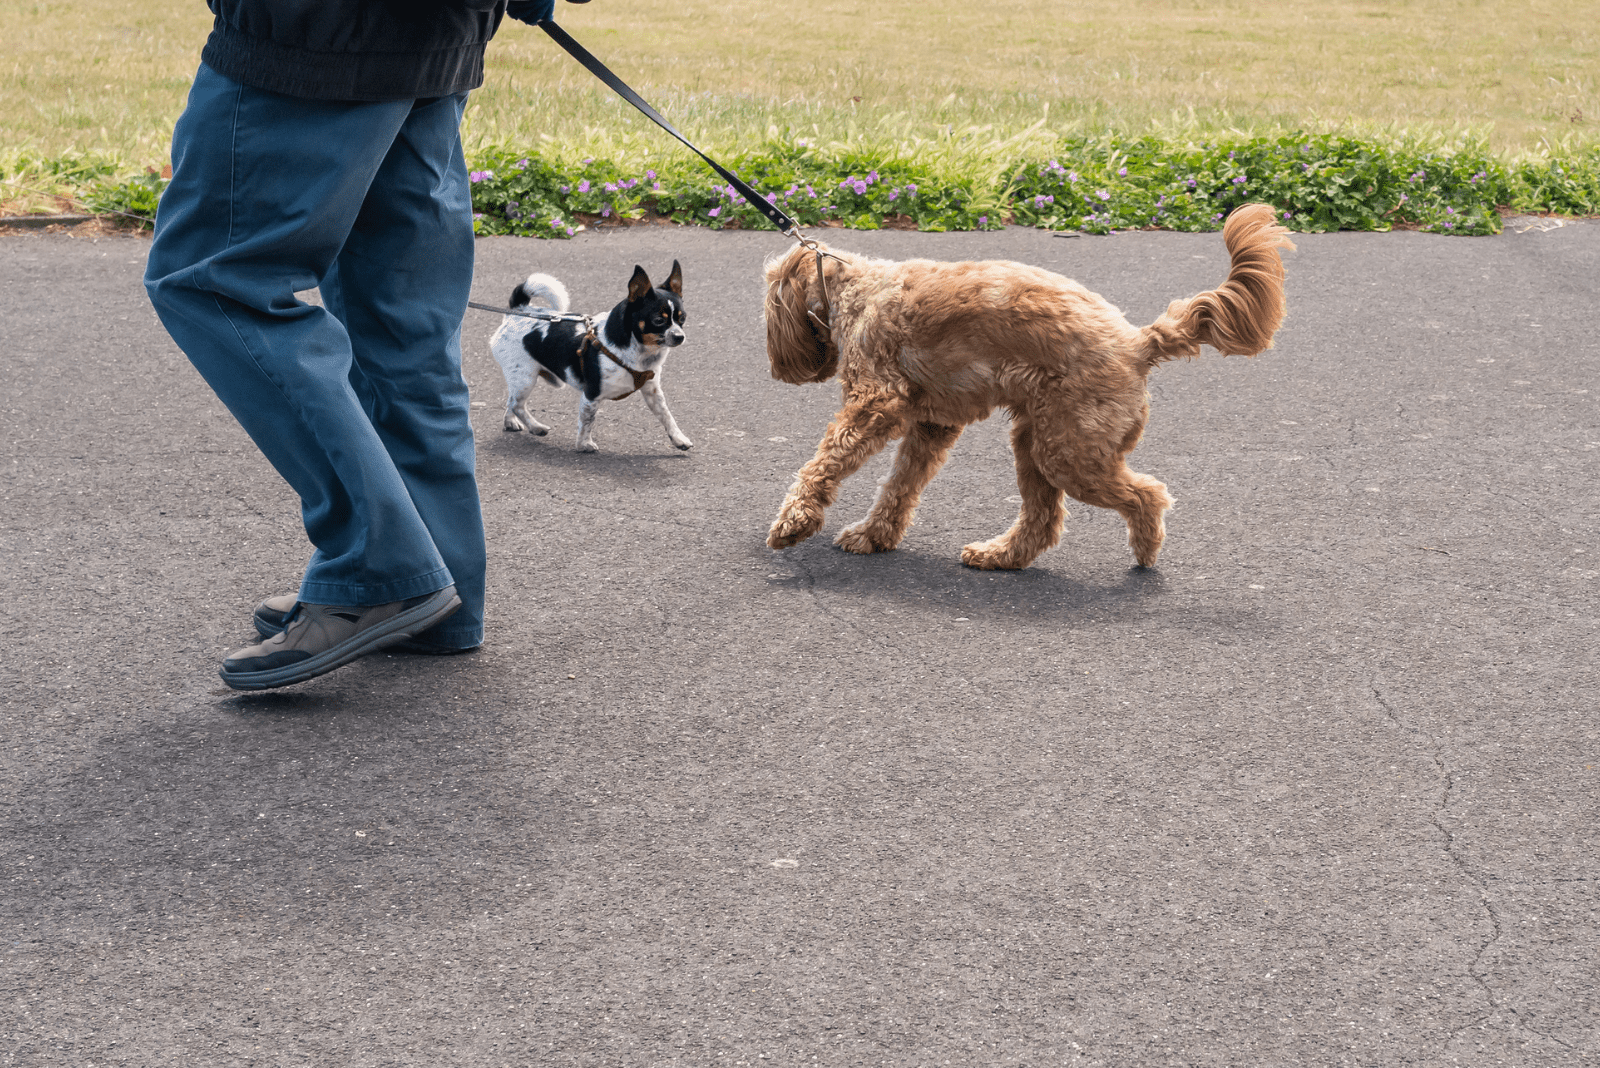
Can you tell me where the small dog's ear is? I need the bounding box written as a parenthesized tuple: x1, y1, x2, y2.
(665, 260, 683, 296)
(628, 265, 653, 303)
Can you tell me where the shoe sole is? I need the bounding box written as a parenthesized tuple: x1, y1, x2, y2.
(221, 587, 463, 692)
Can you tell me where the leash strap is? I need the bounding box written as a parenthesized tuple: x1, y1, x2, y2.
(537, 19, 798, 234)
(466, 299, 591, 321)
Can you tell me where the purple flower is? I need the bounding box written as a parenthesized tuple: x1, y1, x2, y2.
(601, 206, 611, 218)
(565, 227, 575, 237)
(708, 206, 721, 218)
(1282, 211, 1292, 219)
(1097, 190, 1110, 201)
(550, 218, 563, 229)
(977, 216, 988, 227)
(516, 158, 530, 169)
(807, 185, 817, 197)
(867, 170, 879, 184)
(604, 182, 618, 193)
(577, 179, 590, 193)
(559, 185, 570, 194)
(766, 192, 778, 204)
(904, 183, 917, 195)
(1232, 176, 1246, 185)
(646, 169, 656, 180)
(582, 158, 593, 165)
(1117, 166, 1128, 176)
(472, 212, 483, 220)
(888, 189, 899, 202)
(1067, 172, 1079, 183)
(469, 170, 492, 183)
(652, 182, 661, 191)
(1187, 178, 1196, 188)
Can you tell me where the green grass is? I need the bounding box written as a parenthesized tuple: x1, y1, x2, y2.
(4, 0, 1599, 231)
(5, 0, 1597, 162)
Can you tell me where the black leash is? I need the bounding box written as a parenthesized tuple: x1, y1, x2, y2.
(536, 19, 798, 236)
(492, 22, 841, 360)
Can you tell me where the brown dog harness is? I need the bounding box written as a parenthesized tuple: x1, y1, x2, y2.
(581, 329, 654, 399)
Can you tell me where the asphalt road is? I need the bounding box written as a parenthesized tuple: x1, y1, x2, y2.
(3, 216, 1597, 1067)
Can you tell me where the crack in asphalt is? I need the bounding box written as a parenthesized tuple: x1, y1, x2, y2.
(780, 541, 885, 651)
(1369, 684, 1574, 1055)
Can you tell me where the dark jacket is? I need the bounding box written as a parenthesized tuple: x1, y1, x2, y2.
(200, 0, 555, 101)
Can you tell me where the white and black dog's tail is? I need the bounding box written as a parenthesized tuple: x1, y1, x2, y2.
(509, 273, 571, 314)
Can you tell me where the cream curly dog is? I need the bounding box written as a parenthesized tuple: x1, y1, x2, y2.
(762, 202, 1295, 570)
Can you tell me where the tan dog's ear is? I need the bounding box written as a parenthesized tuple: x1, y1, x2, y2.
(628, 265, 653, 303)
(664, 260, 683, 296)
(765, 247, 839, 384)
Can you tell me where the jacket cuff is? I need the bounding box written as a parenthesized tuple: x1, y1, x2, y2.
(506, 0, 557, 23)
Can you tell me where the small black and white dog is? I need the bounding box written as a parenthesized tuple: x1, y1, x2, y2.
(489, 262, 691, 453)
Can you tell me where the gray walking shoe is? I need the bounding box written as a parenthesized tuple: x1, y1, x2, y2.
(254, 592, 478, 655)
(253, 593, 299, 637)
(221, 586, 462, 691)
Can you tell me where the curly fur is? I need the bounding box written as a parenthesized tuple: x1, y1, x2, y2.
(763, 203, 1295, 570)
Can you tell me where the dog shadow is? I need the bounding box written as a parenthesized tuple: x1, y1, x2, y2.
(771, 536, 1181, 629)
(483, 431, 693, 485)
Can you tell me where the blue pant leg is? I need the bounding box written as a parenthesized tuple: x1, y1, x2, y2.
(144, 65, 456, 609)
(319, 93, 485, 647)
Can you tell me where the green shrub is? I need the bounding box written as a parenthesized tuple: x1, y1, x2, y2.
(60, 133, 1600, 238)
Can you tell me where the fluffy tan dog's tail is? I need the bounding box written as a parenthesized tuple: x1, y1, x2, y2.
(1137, 203, 1296, 367)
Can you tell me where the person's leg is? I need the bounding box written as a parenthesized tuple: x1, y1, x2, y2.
(144, 65, 459, 612)
(318, 93, 485, 650)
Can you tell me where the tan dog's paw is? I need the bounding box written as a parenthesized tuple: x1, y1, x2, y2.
(835, 522, 898, 555)
(767, 501, 824, 549)
(960, 539, 1028, 570)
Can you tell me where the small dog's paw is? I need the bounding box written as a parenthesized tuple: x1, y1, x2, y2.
(503, 417, 524, 433)
(576, 441, 599, 454)
(960, 540, 1025, 571)
(835, 522, 896, 555)
(767, 503, 824, 549)
(533, 426, 549, 437)
(674, 439, 693, 451)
